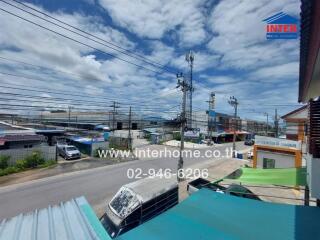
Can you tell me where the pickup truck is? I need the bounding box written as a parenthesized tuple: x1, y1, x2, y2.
(101, 176, 178, 238)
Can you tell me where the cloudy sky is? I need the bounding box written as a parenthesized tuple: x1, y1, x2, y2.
(0, 0, 303, 121)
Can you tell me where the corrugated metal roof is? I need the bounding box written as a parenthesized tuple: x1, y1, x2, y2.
(118, 188, 320, 240)
(0, 196, 111, 240)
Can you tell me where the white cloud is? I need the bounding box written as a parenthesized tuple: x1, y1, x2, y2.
(250, 62, 299, 82)
(0, 1, 135, 83)
(207, 0, 300, 69)
(98, 0, 208, 46)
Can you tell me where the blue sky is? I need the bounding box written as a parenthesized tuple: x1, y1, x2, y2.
(0, 0, 303, 121)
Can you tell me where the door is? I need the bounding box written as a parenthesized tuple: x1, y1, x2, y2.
(263, 158, 275, 169)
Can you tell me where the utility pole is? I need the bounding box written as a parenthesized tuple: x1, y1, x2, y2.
(274, 108, 279, 138)
(128, 106, 132, 151)
(185, 51, 194, 129)
(110, 101, 119, 132)
(264, 112, 269, 136)
(68, 106, 72, 128)
(176, 73, 191, 181)
(228, 96, 238, 158)
(206, 92, 215, 143)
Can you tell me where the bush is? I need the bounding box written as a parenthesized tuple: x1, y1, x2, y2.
(23, 151, 45, 168)
(0, 166, 19, 176)
(0, 152, 55, 177)
(0, 155, 10, 170)
(15, 159, 27, 170)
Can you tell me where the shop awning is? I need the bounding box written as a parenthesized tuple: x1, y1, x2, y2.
(224, 167, 307, 186)
(117, 188, 320, 240)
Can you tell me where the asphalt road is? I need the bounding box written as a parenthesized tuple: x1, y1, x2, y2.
(0, 142, 248, 220)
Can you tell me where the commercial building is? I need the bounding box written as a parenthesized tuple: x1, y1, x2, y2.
(253, 136, 302, 169)
(0, 122, 56, 164)
(0, 122, 45, 150)
(281, 105, 308, 141)
(24, 110, 169, 132)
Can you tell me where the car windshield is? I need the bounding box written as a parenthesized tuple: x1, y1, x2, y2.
(66, 146, 77, 151)
(109, 187, 140, 219)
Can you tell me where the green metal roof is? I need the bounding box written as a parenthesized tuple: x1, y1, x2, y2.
(117, 188, 320, 240)
(225, 167, 307, 186)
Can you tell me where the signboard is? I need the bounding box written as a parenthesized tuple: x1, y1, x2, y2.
(208, 110, 216, 118)
(255, 135, 301, 150)
(184, 129, 200, 138)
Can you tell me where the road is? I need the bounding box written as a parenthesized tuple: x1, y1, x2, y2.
(0, 142, 248, 220)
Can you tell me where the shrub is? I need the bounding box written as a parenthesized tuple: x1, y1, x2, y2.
(23, 151, 45, 168)
(0, 166, 19, 176)
(15, 159, 27, 170)
(0, 155, 10, 170)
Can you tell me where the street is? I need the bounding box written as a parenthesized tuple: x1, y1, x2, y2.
(0, 142, 247, 220)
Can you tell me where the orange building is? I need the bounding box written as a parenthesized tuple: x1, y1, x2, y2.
(253, 136, 302, 169)
(281, 105, 307, 142)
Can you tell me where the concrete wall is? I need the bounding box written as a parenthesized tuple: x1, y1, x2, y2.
(0, 145, 56, 166)
(256, 150, 295, 168)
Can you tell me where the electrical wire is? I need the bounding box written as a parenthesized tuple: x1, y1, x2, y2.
(0, 5, 173, 75)
(10, 0, 177, 74)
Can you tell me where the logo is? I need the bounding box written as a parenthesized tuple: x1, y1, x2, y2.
(263, 12, 298, 39)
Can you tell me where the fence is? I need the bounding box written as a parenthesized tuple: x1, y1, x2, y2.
(0, 145, 56, 166)
(109, 136, 130, 150)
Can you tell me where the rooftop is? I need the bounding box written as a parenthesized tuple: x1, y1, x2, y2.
(118, 188, 320, 240)
(0, 196, 111, 240)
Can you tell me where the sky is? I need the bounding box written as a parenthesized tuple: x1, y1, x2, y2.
(0, 0, 303, 122)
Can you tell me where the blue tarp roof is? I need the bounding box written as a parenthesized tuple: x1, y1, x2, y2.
(117, 188, 320, 240)
(69, 136, 105, 145)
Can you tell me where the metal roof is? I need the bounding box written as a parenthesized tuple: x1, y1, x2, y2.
(0, 134, 45, 143)
(0, 196, 111, 240)
(118, 188, 320, 240)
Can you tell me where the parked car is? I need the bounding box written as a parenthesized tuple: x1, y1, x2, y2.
(244, 139, 255, 146)
(57, 144, 81, 160)
(101, 176, 178, 238)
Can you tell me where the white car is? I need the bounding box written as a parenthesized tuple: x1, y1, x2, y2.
(57, 145, 81, 160)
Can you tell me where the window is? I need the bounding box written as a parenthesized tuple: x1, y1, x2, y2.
(263, 158, 275, 169)
(66, 146, 77, 151)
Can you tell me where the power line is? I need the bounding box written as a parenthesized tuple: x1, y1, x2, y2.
(10, 0, 177, 74)
(0, 81, 179, 108)
(0, 88, 179, 110)
(0, 68, 180, 105)
(0, 56, 105, 82)
(0, 5, 173, 75)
